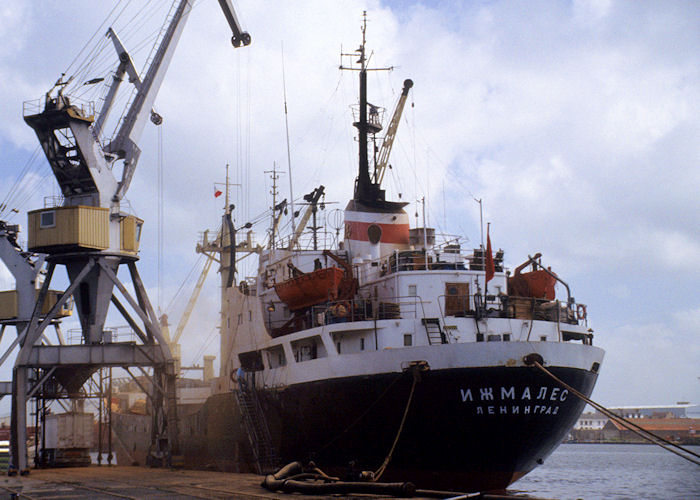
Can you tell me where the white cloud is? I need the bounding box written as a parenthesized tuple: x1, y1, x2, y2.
(573, 0, 612, 23)
(0, 1, 698, 407)
(595, 310, 700, 406)
(0, 3, 29, 58)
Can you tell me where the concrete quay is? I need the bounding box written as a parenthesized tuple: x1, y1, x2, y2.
(0, 465, 454, 499)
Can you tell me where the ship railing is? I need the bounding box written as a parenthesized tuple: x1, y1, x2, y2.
(274, 228, 340, 253)
(310, 295, 426, 327)
(268, 295, 428, 336)
(364, 250, 469, 277)
(23, 95, 95, 119)
(67, 325, 138, 344)
(240, 277, 257, 296)
(43, 196, 64, 208)
(23, 98, 44, 116)
(436, 293, 585, 327)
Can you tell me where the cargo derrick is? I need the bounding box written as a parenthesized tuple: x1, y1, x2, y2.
(10, 0, 250, 474)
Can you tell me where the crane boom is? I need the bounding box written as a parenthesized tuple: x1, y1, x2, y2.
(172, 256, 213, 345)
(269, 199, 287, 249)
(106, 0, 251, 201)
(107, 0, 192, 201)
(374, 79, 413, 186)
(217, 0, 252, 47)
(287, 186, 324, 250)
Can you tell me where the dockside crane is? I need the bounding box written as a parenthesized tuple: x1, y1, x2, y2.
(11, 0, 250, 474)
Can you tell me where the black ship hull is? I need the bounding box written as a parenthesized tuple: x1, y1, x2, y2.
(258, 364, 597, 493)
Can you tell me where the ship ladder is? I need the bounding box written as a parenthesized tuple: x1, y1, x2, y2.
(421, 318, 447, 345)
(234, 381, 280, 474)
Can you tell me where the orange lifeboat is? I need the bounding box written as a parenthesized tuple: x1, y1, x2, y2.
(507, 253, 556, 300)
(508, 269, 556, 300)
(274, 267, 345, 311)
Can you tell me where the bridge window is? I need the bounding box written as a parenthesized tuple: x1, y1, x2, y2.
(291, 335, 327, 362)
(265, 346, 286, 368)
(238, 350, 264, 371)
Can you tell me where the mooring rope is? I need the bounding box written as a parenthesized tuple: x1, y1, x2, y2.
(530, 360, 700, 467)
(373, 366, 420, 481)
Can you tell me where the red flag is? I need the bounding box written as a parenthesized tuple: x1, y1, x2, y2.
(485, 226, 495, 283)
(214, 189, 222, 198)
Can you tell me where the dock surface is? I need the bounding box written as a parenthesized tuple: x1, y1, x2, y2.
(0, 466, 445, 499)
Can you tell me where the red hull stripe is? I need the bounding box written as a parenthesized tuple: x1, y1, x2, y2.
(345, 220, 410, 244)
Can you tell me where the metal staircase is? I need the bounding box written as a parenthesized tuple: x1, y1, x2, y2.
(234, 377, 279, 474)
(422, 317, 447, 345)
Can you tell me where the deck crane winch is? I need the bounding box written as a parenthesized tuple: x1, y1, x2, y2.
(11, 0, 250, 474)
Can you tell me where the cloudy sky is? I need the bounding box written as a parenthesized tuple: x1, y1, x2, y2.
(0, 0, 698, 409)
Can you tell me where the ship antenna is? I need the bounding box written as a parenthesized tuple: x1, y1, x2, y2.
(281, 44, 296, 239)
(265, 164, 281, 249)
(225, 163, 231, 215)
(474, 197, 484, 250)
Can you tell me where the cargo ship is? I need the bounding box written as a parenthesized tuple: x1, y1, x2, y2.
(174, 17, 606, 493)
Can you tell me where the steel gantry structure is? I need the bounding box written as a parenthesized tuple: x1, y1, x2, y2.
(8, 0, 250, 474)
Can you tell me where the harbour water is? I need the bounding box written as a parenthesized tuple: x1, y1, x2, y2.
(510, 443, 700, 500)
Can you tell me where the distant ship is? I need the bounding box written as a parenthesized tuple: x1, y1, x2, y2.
(185, 16, 605, 493)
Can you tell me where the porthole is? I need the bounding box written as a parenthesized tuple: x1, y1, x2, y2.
(367, 224, 382, 244)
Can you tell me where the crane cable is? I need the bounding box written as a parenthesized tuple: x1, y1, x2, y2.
(157, 120, 164, 314)
(164, 254, 205, 315)
(529, 360, 700, 467)
(1, 2, 157, 221)
(0, 147, 42, 219)
(189, 326, 218, 367)
(62, 0, 131, 78)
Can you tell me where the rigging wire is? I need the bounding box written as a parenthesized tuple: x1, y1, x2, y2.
(0, 147, 41, 218)
(62, 0, 131, 78)
(244, 50, 252, 277)
(63, 0, 158, 98)
(118, 0, 160, 42)
(6, 171, 53, 223)
(110, 1, 175, 142)
(531, 360, 700, 467)
(3, 2, 174, 222)
(295, 72, 348, 195)
(246, 50, 251, 226)
(189, 326, 218, 366)
(165, 253, 206, 315)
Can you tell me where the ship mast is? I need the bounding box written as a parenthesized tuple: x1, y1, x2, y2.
(340, 12, 392, 206)
(356, 16, 371, 200)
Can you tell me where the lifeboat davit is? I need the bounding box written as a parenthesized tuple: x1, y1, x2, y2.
(274, 267, 345, 311)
